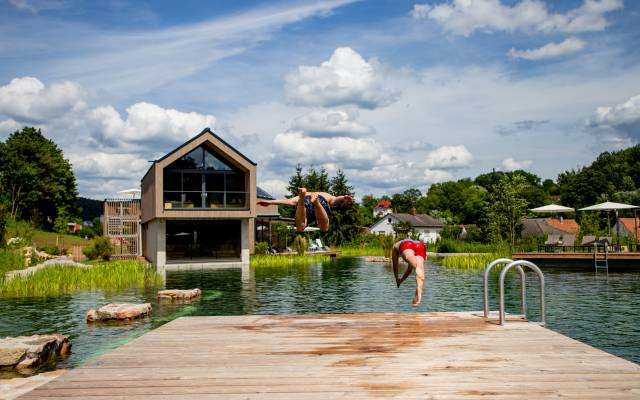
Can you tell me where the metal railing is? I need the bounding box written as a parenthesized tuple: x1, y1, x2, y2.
(484, 258, 546, 326)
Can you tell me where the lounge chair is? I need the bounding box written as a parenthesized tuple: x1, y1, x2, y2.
(316, 238, 331, 252)
(561, 234, 576, 247)
(598, 236, 612, 245)
(308, 241, 319, 252)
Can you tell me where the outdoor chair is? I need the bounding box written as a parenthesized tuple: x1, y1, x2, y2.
(598, 236, 612, 245)
(308, 241, 319, 252)
(316, 238, 331, 252)
(562, 234, 576, 247)
(545, 234, 560, 246)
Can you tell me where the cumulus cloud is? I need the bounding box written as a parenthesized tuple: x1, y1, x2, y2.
(424, 168, 453, 183)
(290, 109, 375, 138)
(89, 102, 216, 145)
(585, 94, 640, 142)
(0, 77, 85, 123)
(502, 157, 532, 171)
(69, 152, 151, 180)
(272, 131, 383, 168)
(412, 0, 623, 37)
(284, 47, 399, 109)
(0, 119, 23, 137)
(509, 37, 586, 60)
(424, 145, 473, 169)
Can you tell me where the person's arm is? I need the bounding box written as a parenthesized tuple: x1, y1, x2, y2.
(257, 197, 298, 207)
(392, 243, 400, 287)
(397, 262, 413, 286)
(318, 192, 352, 206)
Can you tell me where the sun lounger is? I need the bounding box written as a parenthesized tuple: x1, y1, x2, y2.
(580, 235, 596, 246)
(316, 238, 331, 252)
(545, 234, 560, 245)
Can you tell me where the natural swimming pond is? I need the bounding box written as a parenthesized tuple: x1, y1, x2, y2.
(1, 256, 639, 377)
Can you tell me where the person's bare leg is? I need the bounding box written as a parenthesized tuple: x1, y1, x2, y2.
(311, 193, 330, 232)
(412, 256, 425, 306)
(295, 188, 307, 232)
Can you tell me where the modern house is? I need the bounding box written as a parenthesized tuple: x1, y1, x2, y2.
(140, 128, 256, 268)
(521, 218, 580, 244)
(368, 212, 444, 243)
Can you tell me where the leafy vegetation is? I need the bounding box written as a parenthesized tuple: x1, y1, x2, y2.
(251, 254, 331, 267)
(435, 251, 512, 270)
(0, 260, 162, 297)
(0, 249, 24, 284)
(336, 245, 384, 257)
(83, 237, 113, 260)
(292, 236, 307, 255)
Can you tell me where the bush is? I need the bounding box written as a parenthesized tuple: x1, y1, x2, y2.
(83, 237, 112, 260)
(292, 236, 307, 255)
(440, 225, 463, 240)
(0, 204, 6, 246)
(255, 241, 269, 255)
(41, 246, 61, 256)
(378, 234, 395, 258)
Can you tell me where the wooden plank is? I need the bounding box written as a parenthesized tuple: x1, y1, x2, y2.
(17, 312, 640, 399)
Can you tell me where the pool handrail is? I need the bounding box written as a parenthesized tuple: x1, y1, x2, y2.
(483, 258, 526, 318)
(499, 260, 546, 326)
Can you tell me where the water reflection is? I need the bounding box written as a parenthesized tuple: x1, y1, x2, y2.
(0, 257, 639, 373)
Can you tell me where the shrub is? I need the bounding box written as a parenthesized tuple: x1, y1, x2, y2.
(292, 236, 307, 255)
(0, 204, 6, 246)
(40, 246, 61, 256)
(83, 237, 112, 260)
(441, 225, 463, 240)
(255, 241, 269, 255)
(378, 234, 395, 258)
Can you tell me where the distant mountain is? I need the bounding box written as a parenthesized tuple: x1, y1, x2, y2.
(76, 197, 103, 221)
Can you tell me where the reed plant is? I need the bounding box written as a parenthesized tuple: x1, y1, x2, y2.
(292, 236, 307, 255)
(0, 260, 163, 297)
(336, 245, 384, 257)
(379, 234, 395, 259)
(436, 251, 512, 270)
(0, 248, 24, 284)
(251, 254, 331, 267)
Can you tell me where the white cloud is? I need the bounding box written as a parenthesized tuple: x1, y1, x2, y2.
(272, 132, 384, 168)
(89, 102, 216, 145)
(0, 77, 85, 123)
(424, 145, 473, 168)
(424, 168, 453, 183)
(284, 47, 399, 109)
(509, 37, 586, 60)
(585, 94, 640, 142)
(257, 179, 288, 199)
(290, 109, 375, 138)
(502, 157, 532, 171)
(69, 152, 151, 180)
(0, 119, 23, 137)
(413, 0, 623, 37)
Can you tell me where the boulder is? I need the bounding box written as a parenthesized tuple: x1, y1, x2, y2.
(0, 334, 70, 370)
(364, 256, 390, 263)
(86, 303, 152, 323)
(158, 288, 201, 301)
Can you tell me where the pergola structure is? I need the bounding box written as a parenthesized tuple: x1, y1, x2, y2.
(104, 198, 142, 259)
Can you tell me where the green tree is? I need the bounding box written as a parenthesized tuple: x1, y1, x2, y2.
(485, 174, 529, 250)
(286, 164, 305, 197)
(0, 127, 78, 226)
(391, 188, 422, 213)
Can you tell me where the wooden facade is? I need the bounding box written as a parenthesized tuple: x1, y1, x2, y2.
(103, 198, 142, 259)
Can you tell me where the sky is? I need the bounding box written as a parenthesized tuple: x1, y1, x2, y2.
(1, 0, 639, 200)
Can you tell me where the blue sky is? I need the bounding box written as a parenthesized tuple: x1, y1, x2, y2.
(1, 0, 639, 199)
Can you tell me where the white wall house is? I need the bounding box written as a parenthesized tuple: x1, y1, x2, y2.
(373, 199, 393, 219)
(368, 213, 444, 243)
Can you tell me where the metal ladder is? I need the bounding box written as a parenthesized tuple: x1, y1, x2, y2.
(483, 258, 546, 326)
(593, 242, 609, 272)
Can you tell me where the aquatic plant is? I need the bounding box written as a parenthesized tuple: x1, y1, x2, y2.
(379, 234, 395, 259)
(0, 248, 24, 284)
(0, 260, 163, 297)
(251, 254, 331, 267)
(292, 236, 307, 255)
(336, 246, 384, 257)
(435, 252, 512, 270)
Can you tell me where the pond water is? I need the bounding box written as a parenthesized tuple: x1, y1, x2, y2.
(1, 257, 639, 377)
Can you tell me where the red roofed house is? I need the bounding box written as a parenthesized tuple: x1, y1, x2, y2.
(521, 218, 580, 245)
(613, 218, 640, 242)
(373, 199, 393, 219)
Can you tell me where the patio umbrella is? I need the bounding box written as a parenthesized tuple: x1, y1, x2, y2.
(578, 201, 639, 243)
(117, 188, 141, 197)
(530, 203, 574, 224)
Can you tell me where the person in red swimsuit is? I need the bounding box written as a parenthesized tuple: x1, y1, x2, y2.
(392, 239, 427, 306)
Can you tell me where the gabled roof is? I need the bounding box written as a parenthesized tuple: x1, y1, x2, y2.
(141, 128, 256, 182)
(371, 213, 443, 228)
(521, 218, 579, 236)
(375, 199, 392, 209)
(543, 218, 579, 234)
(618, 218, 639, 235)
(156, 128, 256, 166)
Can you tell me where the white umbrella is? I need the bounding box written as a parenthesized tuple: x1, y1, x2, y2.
(530, 204, 574, 213)
(579, 201, 639, 242)
(117, 188, 141, 197)
(303, 227, 320, 232)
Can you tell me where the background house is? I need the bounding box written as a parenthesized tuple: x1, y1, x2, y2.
(612, 218, 639, 242)
(140, 128, 256, 268)
(373, 199, 393, 219)
(521, 218, 580, 244)
(368, 211, 444, 243)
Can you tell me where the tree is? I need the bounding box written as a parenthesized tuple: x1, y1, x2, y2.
(329, 169, 354, 196)
(0, 127, 78, 226)
(286, 164, 305, 197)
(485, 174, 529, 250)
(391, 188, 422, 213)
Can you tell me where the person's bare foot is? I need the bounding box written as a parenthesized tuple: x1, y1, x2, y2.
(298, 187, 307, 197)
(412, 293, 421, 306)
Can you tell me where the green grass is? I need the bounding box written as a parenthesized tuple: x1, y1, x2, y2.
(0, 260, 163, 298)
(4, 219, 93, 249)
(433, 239, 503, 253)
(336, 245, 384, 257)
(0, 248, 25, 284)
(251, 254, 332, 267)
(435, 251, 512, 270)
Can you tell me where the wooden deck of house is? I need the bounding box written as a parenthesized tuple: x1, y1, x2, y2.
(513, 251, 640, 268)
(19, 312, 640, 399)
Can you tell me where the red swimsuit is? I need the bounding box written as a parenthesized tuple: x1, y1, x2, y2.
(399, 239, 426, 258)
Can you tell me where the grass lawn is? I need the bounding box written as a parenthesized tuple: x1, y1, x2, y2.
(32, 230, 93, 248)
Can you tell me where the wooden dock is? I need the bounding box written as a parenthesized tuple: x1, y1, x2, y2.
(513, 251, 640, 268)
(20, 312, 640, 399)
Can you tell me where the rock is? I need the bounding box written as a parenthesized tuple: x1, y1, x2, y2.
(86, 303, 152, 322)
(0, 334, 71, 370)
(363, 256, 390, 263)
(158, 288, 201, 301)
